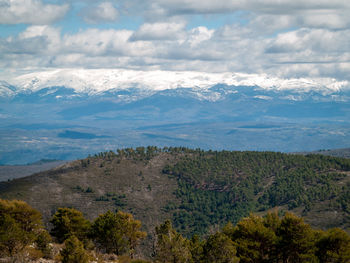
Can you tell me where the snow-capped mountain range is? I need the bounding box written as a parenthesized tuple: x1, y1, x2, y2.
(1, 69, 350, 164)
(1, 69, 349, 100)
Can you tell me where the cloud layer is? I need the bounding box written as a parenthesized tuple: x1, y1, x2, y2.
(0, 0, 69, 25)
(81, 2, 119, 24)
(0, 0, 349, 87)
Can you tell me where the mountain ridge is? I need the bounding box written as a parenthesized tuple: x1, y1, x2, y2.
(1, 82, 350, 105)
(1, 69, 349, 97)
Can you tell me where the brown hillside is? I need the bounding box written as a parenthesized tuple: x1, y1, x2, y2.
(0, 152, 179, 235)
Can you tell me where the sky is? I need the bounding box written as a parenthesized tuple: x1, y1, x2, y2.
(0, 0, 350, 86)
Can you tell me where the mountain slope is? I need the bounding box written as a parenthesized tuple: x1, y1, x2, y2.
(0, 149, 180, 241)
(0, 160, 67, 182)
(1, 148, 350, 240)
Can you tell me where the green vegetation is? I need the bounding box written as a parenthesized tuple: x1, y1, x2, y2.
(95, 192, 127, 209)
(154, 219, 192, 263)
(1, 147, 350, 259)
(1, 198, 350, 262)
(202, 232, 239, 263)
(162, 150, 350, 235)
(50, 207, 91, 244)
(316, 228, 350, 262)
(73, 185, 95, 193)
(153, 212, 350, 263)
(338, 182, 350, 213)
(91, 210, 146, 257)
(0, 199, 51, 259)
(60, 235, 89, 263)
(35, 230, 53, 258)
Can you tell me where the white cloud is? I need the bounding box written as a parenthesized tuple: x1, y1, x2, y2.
(248, 15, 295, 34)
(62, 28, 156, 57)
(267, 28, 350, 55)
(130, 22, 186, 41)
(0, 1, 350, 84)
(126, 0, 350, 29)
(151, 0, 350, 15)
(1, 23, 349, 82)
(0, 25, 60, 63)
(19, 25, 61, 51)
(0, 0, 69, 25)
(82, 2, 119, 24)
(299, 10, 350, 29)
(187, 27, 214, 47)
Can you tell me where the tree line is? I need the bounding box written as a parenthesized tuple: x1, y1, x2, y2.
(1, 198, 350, 262)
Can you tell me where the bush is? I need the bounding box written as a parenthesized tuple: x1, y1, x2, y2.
(50, 207, 91, 244)
(91, 210, 146, 256)
(60, 235, 89, 263)
(35, 230, 53, 258)
(0, 199, 44, 257)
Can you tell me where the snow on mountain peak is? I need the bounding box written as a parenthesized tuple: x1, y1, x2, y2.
(0, 81, 17, 98)
(2, 68, 349, 94)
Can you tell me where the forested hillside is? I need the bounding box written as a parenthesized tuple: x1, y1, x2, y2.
(0, 147, 350, 254)
(162, 150, 350, 235)
(1, 199, 350, 263)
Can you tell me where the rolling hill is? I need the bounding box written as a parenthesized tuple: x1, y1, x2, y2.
(1, 147, 350, 247)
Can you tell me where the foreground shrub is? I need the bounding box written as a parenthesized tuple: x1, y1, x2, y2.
(0, 199, 44, 257)
(60, 235, 89, 263)
(91, 210, 146, 257)
(50, 207, 91, 244)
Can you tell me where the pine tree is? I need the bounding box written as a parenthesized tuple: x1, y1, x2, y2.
(91, 210, 146, 256)
(60, 235, 89, 263)
(277, 213, 318, 262)
(316, 228, 350, 262)
(0, 199, 44, 257)
(203, 232, 239, 263)
(50, 207, 91, 244)
(232, 214, 277, 262)
(154, 220, 192, 263)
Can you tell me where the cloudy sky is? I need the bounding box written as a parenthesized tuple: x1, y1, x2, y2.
(0, 0, 349, 86)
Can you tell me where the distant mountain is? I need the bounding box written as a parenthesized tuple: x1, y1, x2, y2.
(1, 69, 349, 102)
(1, 81, 350, 104)
(5, 68, 350, 91)
(2, 81, 349, 122)
(0, 81, 17, 99)
(0, 69, 349, 164)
